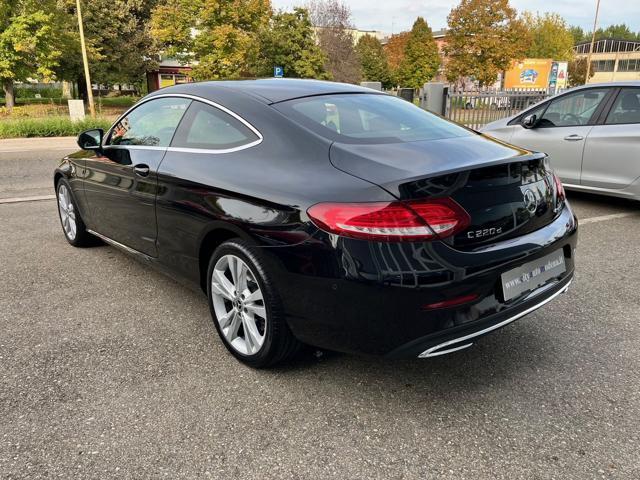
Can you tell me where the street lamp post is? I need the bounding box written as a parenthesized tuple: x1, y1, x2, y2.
(584, 0, 601, 84)
(75, 0, 95, 117)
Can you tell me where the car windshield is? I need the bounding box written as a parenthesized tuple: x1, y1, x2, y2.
(275, 94, 473, 144)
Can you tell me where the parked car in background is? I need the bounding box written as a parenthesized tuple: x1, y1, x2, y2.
(482, 82, 640, 201)
(54, 79, 576, 368)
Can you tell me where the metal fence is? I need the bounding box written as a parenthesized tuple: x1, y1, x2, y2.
(445, 89, 557, 130)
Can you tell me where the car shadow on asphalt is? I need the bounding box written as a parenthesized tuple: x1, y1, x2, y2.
(268, 322, 560, 397)
(90, 239, 565, 399)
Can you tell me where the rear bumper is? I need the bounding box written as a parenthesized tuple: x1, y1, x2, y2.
(261, 203, 578, 357)
(387, 273, 572, 358)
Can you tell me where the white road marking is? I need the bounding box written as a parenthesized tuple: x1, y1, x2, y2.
(580, 212, 638, 225)
(0, 195, 56, 204)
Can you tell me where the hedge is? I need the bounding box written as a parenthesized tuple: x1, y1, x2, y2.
(0, 96, 139, 108)
(0, 116, 113, 139)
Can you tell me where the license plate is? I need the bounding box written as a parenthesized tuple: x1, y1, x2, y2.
(501, 249, 566, 302)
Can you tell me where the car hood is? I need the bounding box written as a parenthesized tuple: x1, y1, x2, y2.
(329, 133, 543, 198)
(481, 116, 513, 131)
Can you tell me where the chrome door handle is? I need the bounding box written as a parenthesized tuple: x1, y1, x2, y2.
(563, 134, 584, 141)
(133, 164, 150, 177)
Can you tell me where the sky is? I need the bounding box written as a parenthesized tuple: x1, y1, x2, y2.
(272, 0, 640, 35)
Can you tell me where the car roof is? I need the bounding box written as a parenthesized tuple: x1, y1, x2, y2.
(567, 81, 640, 89)
(149, 78, 383, 104)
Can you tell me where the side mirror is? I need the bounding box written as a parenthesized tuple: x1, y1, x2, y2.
(77, 128, 103, 151)
(522, 114, 538, 129)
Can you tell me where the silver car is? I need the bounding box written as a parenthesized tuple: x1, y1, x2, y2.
(482, 82, 640, 201)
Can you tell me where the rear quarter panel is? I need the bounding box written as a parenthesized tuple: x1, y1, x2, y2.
(154, 100, 393, 285)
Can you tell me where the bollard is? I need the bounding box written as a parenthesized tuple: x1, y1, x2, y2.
(398, 88, 414, 103)
(422, 83, 446, 115)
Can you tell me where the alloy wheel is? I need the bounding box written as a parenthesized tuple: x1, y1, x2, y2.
(210, 254, 267, 355)
(57, 184, 77, 241)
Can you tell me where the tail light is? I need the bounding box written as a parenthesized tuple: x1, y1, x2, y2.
(307, 197, 470, 242)
(553, 173, 566, 208)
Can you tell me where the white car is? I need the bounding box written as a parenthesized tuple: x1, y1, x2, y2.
(482, 82, 640, 201)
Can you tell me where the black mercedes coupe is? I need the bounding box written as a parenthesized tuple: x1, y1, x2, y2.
(54, 79, 577, 367)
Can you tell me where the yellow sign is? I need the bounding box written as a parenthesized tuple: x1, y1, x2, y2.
(504, 59, 553, 89)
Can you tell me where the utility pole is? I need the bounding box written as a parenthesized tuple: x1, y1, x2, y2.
(76, 0, 95, 117)
(584, 0, 601, 84)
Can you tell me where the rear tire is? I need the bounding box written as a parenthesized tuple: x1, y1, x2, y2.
(55, 178, 93, 247)
(206, 239, 300, 368)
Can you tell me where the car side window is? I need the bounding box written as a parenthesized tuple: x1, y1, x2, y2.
(605, 88, 640, 125)
(171, 101, 259, 150)
(519, 103, 547, 125)
(537, 89, 608, 128)
(107, 97, 191, 147)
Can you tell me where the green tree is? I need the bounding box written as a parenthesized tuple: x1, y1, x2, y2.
(569, 25, 587, 44)
(47, 0, 158, 100)
(255, 8, 327, 78)
(444, 0, 529, 86)
(523, 12, 575, 61)
(0, 1, 62, 109)
(356, 34, 392, 88)
(397, 17, 439, 89)
(567, 57, 593, 87)
(595, 24, 640, 41)
(571, 23, 640, 48)
(83, 0, 158, 88)
(151, 0, 271, 80)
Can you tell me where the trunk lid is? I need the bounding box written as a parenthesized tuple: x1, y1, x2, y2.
(329, 134, 561, 248)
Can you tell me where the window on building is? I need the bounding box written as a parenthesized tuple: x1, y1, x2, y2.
(617, 59, 640, 72)
(591, 60, 615, 72)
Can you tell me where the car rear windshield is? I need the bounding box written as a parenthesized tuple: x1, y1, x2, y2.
(275, 93, 473, 144)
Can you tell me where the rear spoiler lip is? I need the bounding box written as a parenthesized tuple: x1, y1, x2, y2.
(388, 150, 548, 186)
(329, 140, 548, 195)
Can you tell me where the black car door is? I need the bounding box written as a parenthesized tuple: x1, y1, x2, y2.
(83, 96, 191, 256)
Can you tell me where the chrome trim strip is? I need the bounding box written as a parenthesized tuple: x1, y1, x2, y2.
(87, 229, 153, 260)
(166, 142, 263, 155)
(102, 93, 264, 154)
(563, 182, 638, 200)
(424, 342, 474, 357)
(104, 145, 166, 151)
(418, 278, 573, 358)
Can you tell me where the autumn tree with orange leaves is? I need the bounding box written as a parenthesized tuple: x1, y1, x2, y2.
(384, 32, 409, 85)
(444, 0, 528, 86)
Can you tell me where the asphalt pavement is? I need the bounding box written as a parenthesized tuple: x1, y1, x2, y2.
(0, 138, 639, 479)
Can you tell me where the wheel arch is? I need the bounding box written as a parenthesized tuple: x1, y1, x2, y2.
(197, 223, 254, 292)
(53, 170, 65, 188)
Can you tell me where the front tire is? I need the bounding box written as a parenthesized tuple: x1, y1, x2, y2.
(206, 239, 300, 368)
(56, 179, 93, 247)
